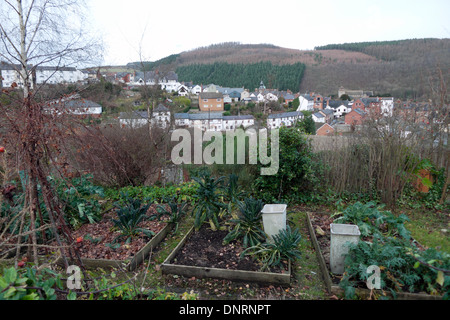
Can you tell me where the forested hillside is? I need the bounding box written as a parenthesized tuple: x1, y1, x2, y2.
(176, 61, 305, 92)
(314, 38, 448, 63)
(124, 39, 449, 99)
(302, 38, 450, 98)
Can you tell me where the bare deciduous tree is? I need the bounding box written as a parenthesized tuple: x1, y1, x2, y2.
(0, 0, 102, 268)
(0, 0, 102, 97)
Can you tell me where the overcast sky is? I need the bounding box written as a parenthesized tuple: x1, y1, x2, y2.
(88, 0, 450, 66)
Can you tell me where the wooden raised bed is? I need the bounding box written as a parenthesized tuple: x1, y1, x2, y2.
(161, 226, 291, 285)
(58, 223, 173, 271)
(306, 212, 443, 300)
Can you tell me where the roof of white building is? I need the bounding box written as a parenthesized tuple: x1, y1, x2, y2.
(174, 113, 255, 121)
(268, 111, 303, 119)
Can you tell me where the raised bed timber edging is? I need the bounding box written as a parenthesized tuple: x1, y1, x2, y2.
(160, 227, 291, 285)
(58, 223, 173, 271)
(306, 212, 443, 300)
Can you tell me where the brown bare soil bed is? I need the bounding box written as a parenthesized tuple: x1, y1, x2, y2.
(172, 225, 287, 273)
(309, 212, 342, 283)
(65, 205, 167, 261)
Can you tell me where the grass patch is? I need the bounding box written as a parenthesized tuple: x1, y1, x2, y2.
(402, 209, 450, 252)
(289, 209, 328, 299)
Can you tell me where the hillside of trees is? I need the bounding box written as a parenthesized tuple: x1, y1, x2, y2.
(314, 38, 448, 62)
(127, 54, 181, 71)
(176, 61, 306, 92)
(303, 38, 450, 99)
(125, 39, 449, 99)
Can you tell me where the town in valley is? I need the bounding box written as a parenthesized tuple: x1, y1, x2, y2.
(1, 61, 441, 140)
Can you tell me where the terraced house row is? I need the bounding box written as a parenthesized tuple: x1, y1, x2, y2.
(174, 112, 255, 132)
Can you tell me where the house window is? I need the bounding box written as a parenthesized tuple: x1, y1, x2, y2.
(217, 99, 221, 102)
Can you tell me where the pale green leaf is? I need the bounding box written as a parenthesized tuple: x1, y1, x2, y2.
(436, 271, 444, 286)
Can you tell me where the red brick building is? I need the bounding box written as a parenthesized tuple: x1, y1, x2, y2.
(345, 108, 366, 126)
(198, 92, 224, 112)
(316, 123, 335, 136)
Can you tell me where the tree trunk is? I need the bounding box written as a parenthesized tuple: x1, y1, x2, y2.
(17, 0, 30, 98)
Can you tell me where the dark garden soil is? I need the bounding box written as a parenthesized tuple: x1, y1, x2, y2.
(309, 212, 343, 284)
(309, 213, 333, 269)
(171, 224, 287, 273)
(63, 204, 167, 261)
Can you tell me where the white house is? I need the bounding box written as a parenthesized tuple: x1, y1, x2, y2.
(0, 63, 24, 88)
(119, 104, 171, 129)
(265, 92, 279, 102)
(297, 95, 314, 111)
(380, 97, 394, 116)
(119, 110, 149, 128)
(335, 105, 349, 117)
(190, 85, 202, 95)
(223, 115, 255, 130)
(44, 95, 102, 117)
(35, 66, 87, 85)
(174, 113, 190, 128)
(132, 71, 181, 92)
(176, 84, 190, 97)
(257, 92, 265, 103)
(312, 112, 326, 123)
(189, 112, 224, 131)
(267, 111, 304, 129)
(240, 90, 251, 102)
(152, 104, 171, 129)
(1, 62, 87, 88)
(174, 112, 255, 132)
(223, 94, 232, 104)
(203, 84, 218, 93)
(326, 100, 351, 117)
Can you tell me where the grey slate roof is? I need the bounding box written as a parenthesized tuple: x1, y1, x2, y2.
(360, 97, 379, 106)
(174, 113, 254, 121)
(327, 100, 349, 109)
(64, 99, 102, 109)
(199, 92, 223, 99)
(283, 94, 295, 100)
(218, 87, 245, 94)
(119, 110, 148, 119)
(134, 71, 178, 82)
(313, 112, 325, 118)
(268, 111, 303, 119)
(189, 112, 224, 120)
(36, 66, 77, 72)
(223, 115, 254, 120)
(174, 113, 190, 119)
(321, 109, 334, 115)
(154, 104, 169, 112)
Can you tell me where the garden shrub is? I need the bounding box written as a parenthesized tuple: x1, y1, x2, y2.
(253, 126, 323, 203)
